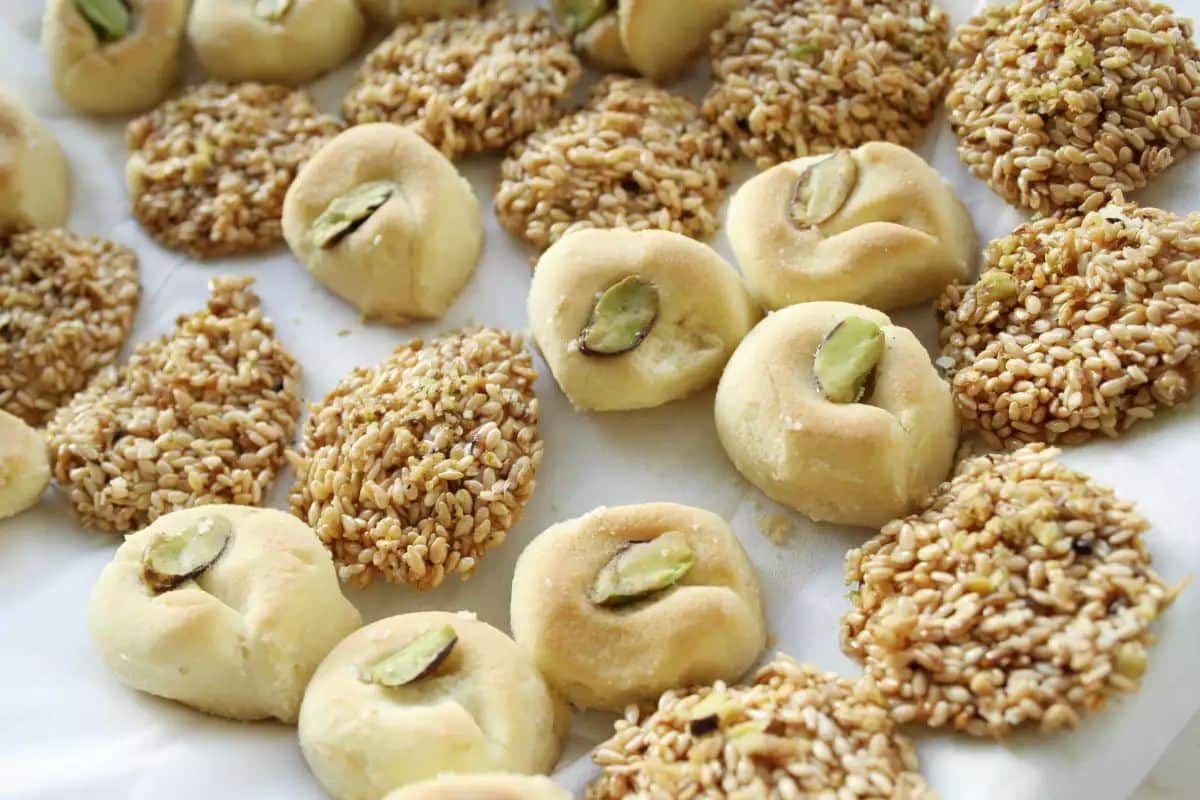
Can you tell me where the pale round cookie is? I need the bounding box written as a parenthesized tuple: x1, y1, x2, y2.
(841, 445, 1183, 737)
(188, 0, 365, 86)
(714, 302, 958, 528)
(728, 142, 977, 312)
(41, 0, 186, 115)
(0, 410, 50, 519)
(0, 228, 138, 427)
(528, 228, 759, 411)
(299, 611, 568, 800)
(342, 7, 579, 159)
(282, 123, 482, 323)
(46, 277, 301, 533)
(384, 774, 569, 800)
(358, 0, 480, 28)
(511, 503, 766, 712)
(0, 90, 69, 232)
(89, 505, 361, 722)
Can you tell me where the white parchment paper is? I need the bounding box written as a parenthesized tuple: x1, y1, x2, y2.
(2, 1, 1198, 798)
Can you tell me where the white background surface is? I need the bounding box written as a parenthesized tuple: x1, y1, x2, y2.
(2, 1, 1199, 798)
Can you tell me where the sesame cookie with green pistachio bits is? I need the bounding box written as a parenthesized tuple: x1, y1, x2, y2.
(385, 774, 570, 800)
(0, 90, 69, 232)
(496, 76, 732, 251)
(46, 277, 301, 534)
(947, 0, 1200, 214)
(0, 228, 139, 427)
(0, 410, 51, 519)
(342, 6, 579, 159)
(937, 198, 1200, 448)
(125, 82, 342, 258)
(42, 0, 186, 115)
(842, 445, 1184, 736)
(704, 0, 950, 169)
(288, 328, 543, 590)
(589, 655, 935, 799)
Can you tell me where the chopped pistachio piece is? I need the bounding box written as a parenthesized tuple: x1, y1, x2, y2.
(1114, 642, 1147, 679)
(790, 151, 857, 228)
(975, 269, 1019, 306)
(254, 0, 293, 22)
(141, 513, 233, 593)
(578, 275, 660, 356)
(688, 690, 739, 736)
(813, 317, 885, 404)
(362, 625, 458, 687)
(590, 530, 694, 607)
(1031, 520, 1061, 547)
(74, 0, 131, 42)
(553, 0, 610, 33)
(312, 181, 395, 249)
(788, 42, 822, 59)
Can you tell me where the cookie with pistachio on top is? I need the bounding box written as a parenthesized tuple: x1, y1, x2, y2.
(385, 774, 569, 800)
(0, 90, 69, 233)
(0, 410, 50, 520)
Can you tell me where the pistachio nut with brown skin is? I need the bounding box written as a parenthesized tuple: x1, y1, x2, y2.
(384, 774, 571, 800)
(0, 90, 69, 233)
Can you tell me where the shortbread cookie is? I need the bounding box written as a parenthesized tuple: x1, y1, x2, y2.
(842, 445, 1182, 737)
(715, 302, 958, 528)
(125, 82, 341, 258)
(528, 228, 758, 411)
(385, 774, 570, 800)
(359, 0, 480, 28)
(299, 612, 568, 800)
(512, 503, 766, 712)
(0, 410, 50, 519)
(0, 228, 138, 427)
(89, 505, 361, 722)
(728, 142, 977, 311)
(46, 277, 301, 533)
(0, 90, 69, 232)
(282, 123, 482, 323)
(42, 0, 187, 115)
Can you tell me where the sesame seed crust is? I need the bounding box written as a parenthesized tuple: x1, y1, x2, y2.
(841, 445, 1181, 737)
(588, 655, 935, 800)
(946, 0, 1200, 213)
(125, 82, 342, 258)
(495, 76, 732, 252)
(45, 277, 302, 533)
(704, 0, 950, 169)
(0, 229, 139, 428)
(341, 6, 580, 159)
(288, 327, 543, 590)
(937, 198, 1200, 448)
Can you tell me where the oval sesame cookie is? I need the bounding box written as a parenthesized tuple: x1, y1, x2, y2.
(125, 82, 342, 258)
(947, 0, 1200, 213)
(589, 655, 935, 799)
(937, 198, 1200, 448)
(495, 76, 732, 251)
(288, 327, 544, 590)
(0, 229, 139, 428)
(704, 0, 950, 169)
(841, 445, 1182, 737)
(341, 6, 580, 159)
(45, 277, 301, 533)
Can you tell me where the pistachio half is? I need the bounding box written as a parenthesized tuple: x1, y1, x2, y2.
(553, 0, 611, 33)
(74, 0, 131, 42)
(362, 625, 458, 687)
(253, 0, 293, 22)
(141, 513, 233, 593)
(578, 275, 660, 356)
(687, 690, 739, 736)
(975, 269, 1019, 307)
(590, 530, 694, 607)
(312, 181, 395, 249)
(790, 151, 857, 228)
(813, 317, 885, 404)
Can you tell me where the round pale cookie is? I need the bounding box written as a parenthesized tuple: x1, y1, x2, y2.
(188, 0, 365, 85)
(589, 655, 935, 799)
(0, 90, 69, 232)
(0, 410, 50, 519)
(41, 0, 186, 115)
(511, 503, 766, 712)
(841, 445, 1183, 737)
(358, 0, 480, 28)
(289, 328, 542, 589)
(528, 228, 759, 411)
(496, 76, 732, 250)
(282, 123, 482, 324)
(125, 82, 341, 258)
(46, 277, 301, 533)
(715, 302, 958, 528)
(728, 142, 977, 312)
(0, 228, 138, 427)
(384, 774, 570, 800)
(299, 612, 568, 800)
(704, 0, 950, 168)
(342, 7, 579, 159)
(89, 505, 361, 723)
